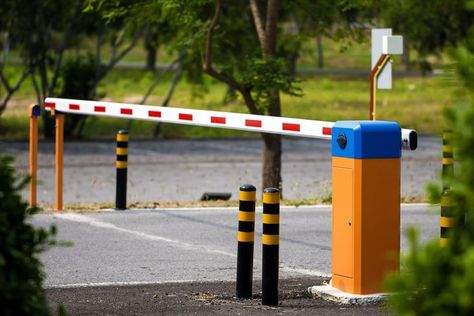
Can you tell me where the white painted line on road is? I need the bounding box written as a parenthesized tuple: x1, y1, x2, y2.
(45, 279, 198, 289)
(112, 203, 430, 213)
(55, 213, 236, 258)
(114, 205, 332, 214)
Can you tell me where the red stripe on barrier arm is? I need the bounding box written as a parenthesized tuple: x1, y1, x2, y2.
(211, 116, 226, 124)
(246, 119, 262, 128)
(282, 123, 300, 132)
(148, 110, 162, 118)
(94, 106, 106, 113)
(45, 102, 56, 110)
(69, 104, 80, 110)
(121, 108, 133, 115)
(179, 113, 193, 121)
(322, 127, 332, 135)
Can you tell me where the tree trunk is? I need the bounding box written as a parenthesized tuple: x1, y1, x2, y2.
(261, 133, 282, 191)
(263, 0, 281, 191)
(403, 40, 410, 71)
(144, 26, 159, 72)
(146, 46, 157, 71)
(316, 35, 324, 69)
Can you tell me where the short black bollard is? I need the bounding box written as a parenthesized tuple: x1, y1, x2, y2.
(115, 130, 128, 210)
(440, 130, 454, 246)
(236, 184, 256, 298)
(262, 187, 280, 306)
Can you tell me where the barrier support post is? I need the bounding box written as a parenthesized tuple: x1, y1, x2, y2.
(29, 104, 40, 208)
(440, 130, 454, 247)
(55, 113, 64, 211)
(262, 187, 280, 306)
(115, 130, 128, 210)
(236, 184, 256, 298)
(369, 54, 391, 120)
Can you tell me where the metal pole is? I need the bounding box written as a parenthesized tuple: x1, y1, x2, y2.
(440, 130, 454, 247)
(115, 130, 128, 210)
(55, 114, 64, 211)
(236, 184, 256, 298)
(370, 54, 391, 120)
(29, 104, 40, 208)
(262, 187, 280, 306)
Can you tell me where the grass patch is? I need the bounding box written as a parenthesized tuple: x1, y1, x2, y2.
(38, 194, 427, 213)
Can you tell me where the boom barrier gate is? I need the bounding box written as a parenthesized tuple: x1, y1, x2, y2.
(36, 97, 417, 295)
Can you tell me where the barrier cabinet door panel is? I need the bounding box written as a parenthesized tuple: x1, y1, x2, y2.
(332, 166, 354, 279)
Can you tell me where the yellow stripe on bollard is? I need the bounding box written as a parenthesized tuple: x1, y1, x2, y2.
(440, 216, 454, 228)
(442, 145, 453, 153)
(263, 192, 279, 204)
(262, 214, 280, 225)
(116, 161, 128, 169)
(238, 211, 255, 222)
(442, 158, 453, 165)
(238, 231, 254, 242)
(262, 234, 279, 245)
(440, 238, 448, 247)
(239, 190, 256, 201)
(441, 195, 454, 207)
(116, 134, 129, 141)
(116, 147, 128, 155)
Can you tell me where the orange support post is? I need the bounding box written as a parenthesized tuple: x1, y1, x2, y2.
(29, 104, 40, 208)
(55, 113, 64, 211)
(369, 54, 391, 120)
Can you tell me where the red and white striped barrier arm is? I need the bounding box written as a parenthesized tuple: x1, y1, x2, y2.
(44, 97, 417, 149)
(44, 97, 334, 140)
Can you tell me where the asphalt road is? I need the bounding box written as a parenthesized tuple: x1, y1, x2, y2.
(1, 135, 440, 204)
(33, 204, 438, 288)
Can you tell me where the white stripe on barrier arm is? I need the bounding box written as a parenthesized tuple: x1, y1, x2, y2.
(44, 97, 417, 150)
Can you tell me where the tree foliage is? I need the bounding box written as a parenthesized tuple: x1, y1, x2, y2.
(381, 0, 474, 59)
(0, 155, 58, 315)
(386, 39, 474, 314)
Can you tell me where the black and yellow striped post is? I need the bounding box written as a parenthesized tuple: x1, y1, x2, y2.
(236, 184, 256, 298)
(115, 130, 128, 210)
(440, 130, 454, 246)
(262, 187, 280, 306)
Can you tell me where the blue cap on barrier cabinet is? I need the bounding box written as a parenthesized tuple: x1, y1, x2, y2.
(332, 121, 401, 159)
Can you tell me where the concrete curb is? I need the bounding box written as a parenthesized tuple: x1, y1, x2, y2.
(308, 284, 386, 305)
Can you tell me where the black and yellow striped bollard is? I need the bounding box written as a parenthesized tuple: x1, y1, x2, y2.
(262, 187, 280, 306)
(236, 184, 256, 298)
(440, 130, 454, 247)
(115, 130, 128, 210)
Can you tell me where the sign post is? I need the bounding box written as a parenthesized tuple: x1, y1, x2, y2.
(370, 29, 404, 120)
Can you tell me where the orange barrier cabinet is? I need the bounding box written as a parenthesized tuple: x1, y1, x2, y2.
(331, 121, 401, 294)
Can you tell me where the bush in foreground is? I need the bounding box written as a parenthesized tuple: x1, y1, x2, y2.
(386, 46, 474, 315)
(0, 155, 58, 315)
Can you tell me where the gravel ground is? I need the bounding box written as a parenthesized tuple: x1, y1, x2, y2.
(46, 278, 389, 315)
(0, 135, 439, 205)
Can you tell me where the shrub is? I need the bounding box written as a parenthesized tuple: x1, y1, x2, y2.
(386, 46, 474, 315)
(0, 155, 57, 316)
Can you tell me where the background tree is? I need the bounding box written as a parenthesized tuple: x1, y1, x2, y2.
(106, 0, 369, 191)
(0, 0, 146, 137)
(0, 0, 30, 115)
(380, 0, 474, 72)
